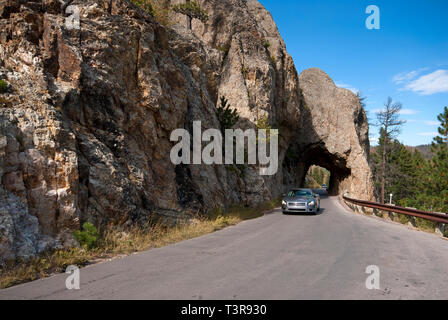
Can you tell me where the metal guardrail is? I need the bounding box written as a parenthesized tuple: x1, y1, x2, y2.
(342, 194, 448, 224)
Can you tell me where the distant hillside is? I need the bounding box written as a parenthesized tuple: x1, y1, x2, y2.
(370, 144, 434, 160)
(406, 145, 433, 160)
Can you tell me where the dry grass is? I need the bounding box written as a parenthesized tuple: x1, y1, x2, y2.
(0, 200, 280, 289)
(0, 248, 91, 289)
(349, 205, 443, 236)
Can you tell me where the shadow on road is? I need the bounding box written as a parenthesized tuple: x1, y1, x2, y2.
(282, 208, 326, 217)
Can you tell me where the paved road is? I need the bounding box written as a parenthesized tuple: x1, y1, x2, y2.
(2, 196, 448, 300)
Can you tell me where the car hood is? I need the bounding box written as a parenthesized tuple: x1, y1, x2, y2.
(284, 196, 314, 202)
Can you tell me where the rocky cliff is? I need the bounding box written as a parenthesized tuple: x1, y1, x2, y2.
(0, 0, 373, 261)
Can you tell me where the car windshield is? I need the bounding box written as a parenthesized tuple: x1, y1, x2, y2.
(289, 190, 312, 197)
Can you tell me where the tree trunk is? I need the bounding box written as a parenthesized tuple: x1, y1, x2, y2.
(380, 123, 388, 204)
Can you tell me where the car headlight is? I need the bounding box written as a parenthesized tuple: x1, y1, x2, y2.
(282, 200, 286, 206)
(308, 201, 315, 206)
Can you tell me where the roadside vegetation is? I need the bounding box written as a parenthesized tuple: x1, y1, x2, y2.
(0, 199, 280, 289)
(370, 103, 448, 214)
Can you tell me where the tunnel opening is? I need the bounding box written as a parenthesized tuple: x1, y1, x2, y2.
(283, 143, 352, 196)
(304, 166, 330, 189)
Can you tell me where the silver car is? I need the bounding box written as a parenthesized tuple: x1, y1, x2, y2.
(282, 188, 320, 214)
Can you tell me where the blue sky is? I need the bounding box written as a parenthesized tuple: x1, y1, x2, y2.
(259, 0, 448, 146)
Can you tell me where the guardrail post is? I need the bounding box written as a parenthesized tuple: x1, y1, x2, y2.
(374, 207, 382, 217)
(407, 216, 416, 228)
(435, 212, 447, 237)
(435, 223, 445, 237)
(388, 204, 396, 221)
(404, 207, 416, 228)
(388, 211, 396, 221)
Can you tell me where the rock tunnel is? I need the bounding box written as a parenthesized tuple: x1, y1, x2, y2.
(280, 68, 374, 201)
(302, 144, 351, 196)
(282, 142, 351, 196)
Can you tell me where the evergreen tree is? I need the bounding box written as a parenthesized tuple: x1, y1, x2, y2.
(375, 97, 406, 203)
(428, 107, 448, 207)
(371, 106, 448, 213)
(433, 106, 448, 148)
(399, 107, 448, 213)
(371, 132, 422, 204)
(216, 96, 239, 133)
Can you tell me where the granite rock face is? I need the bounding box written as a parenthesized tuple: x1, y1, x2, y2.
(290, 68, 373, 198)
(0, 0, 373, 260)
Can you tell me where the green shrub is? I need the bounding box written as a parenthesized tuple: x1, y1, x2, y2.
(172, 0, 208, 26)
(131, 0, 154, 15)
(256, 115, 277, 143)
(264, 41, 270, 48)
(74, 222, 99, 249)
(0, 80, 7, 93)
(216, 96, 239, 131)
(397, 213, 410, 224)
(414, 217, 436, 233)
(131, 0, 174, 26)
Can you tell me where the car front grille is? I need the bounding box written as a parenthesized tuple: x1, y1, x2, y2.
(288, 202, 307, 207)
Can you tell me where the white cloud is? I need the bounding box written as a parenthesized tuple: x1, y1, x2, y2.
(405, 70, 448, 95)
(335, 82, 359, 94)
(424, 121, 440, 126)
(392, 70, 420, 84)
(399, 109, 418, 115)
(417, 132, 438, 137)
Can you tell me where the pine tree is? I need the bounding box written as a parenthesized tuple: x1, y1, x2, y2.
(428, 107, 448, 207)
(433, 106, 448, 148)
(216, 96, 239, 133)
(401, 107, 448, 213)
(411, 149, 427, 194)
(375, 97, 406, 203)
(371, 133, 423, 205)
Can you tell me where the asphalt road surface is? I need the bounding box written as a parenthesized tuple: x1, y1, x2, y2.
(2, 195, 448, 300)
